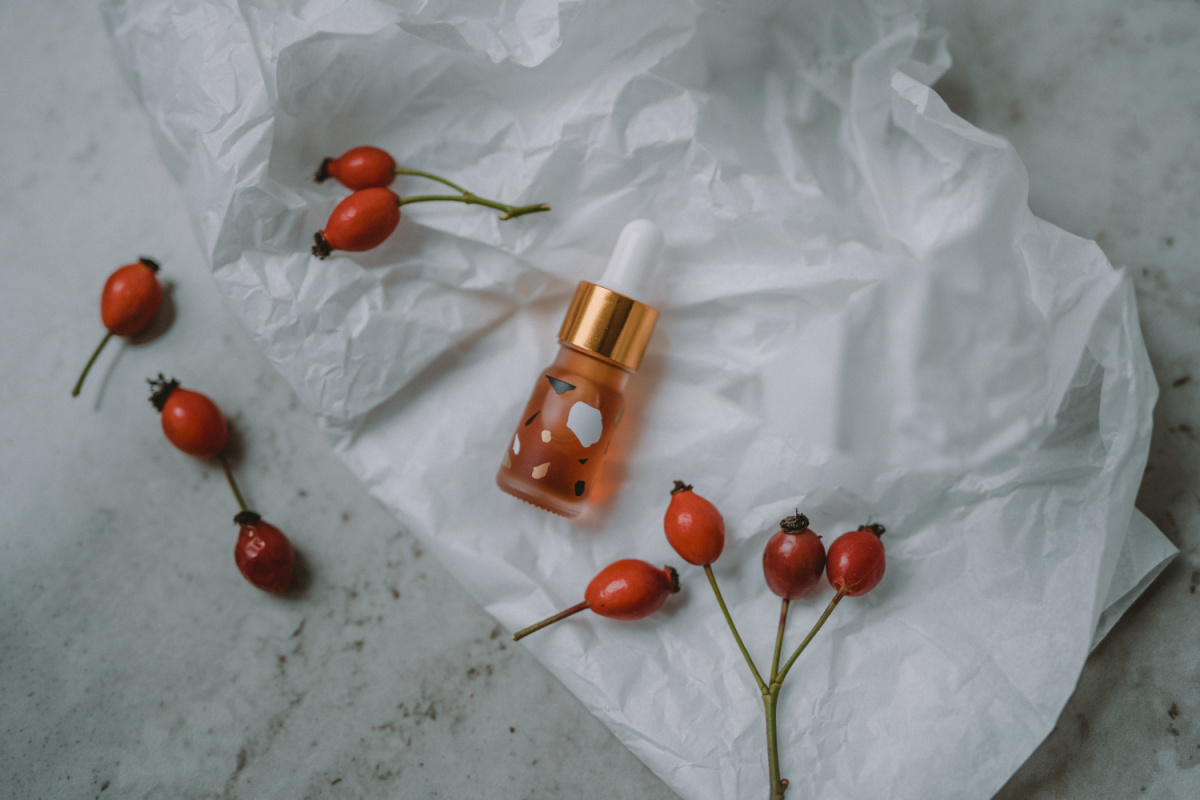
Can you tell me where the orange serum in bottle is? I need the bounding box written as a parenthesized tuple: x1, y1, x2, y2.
(497, 220, 664, 518)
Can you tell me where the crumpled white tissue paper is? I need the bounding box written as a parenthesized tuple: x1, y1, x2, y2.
(104, 0, 1177, 797)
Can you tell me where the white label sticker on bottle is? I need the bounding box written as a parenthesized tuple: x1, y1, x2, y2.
(566, 401, 603, 448)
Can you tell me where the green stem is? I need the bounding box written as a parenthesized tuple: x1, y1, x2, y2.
(72, 330, 114, 397)
(775, 587, 847, 686)
(763, 687, 788, 800)
(394, 167, 473, 196)
(217, 455, 249, 512)
(703, 565, 766, 692)
(770, 599, 789, 683)
(397, 194, 551, 221)
(511, 601, 589, 641)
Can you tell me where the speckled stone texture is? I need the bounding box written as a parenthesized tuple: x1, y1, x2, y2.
(1, 1, 1197, 798)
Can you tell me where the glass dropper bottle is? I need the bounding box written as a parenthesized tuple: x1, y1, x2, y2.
(497, 220, 664, 518)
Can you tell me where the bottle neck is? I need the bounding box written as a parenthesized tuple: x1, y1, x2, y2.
(555, 342, 633, 391)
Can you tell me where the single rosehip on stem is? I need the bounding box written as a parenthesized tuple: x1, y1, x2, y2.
(72, 257, 163, 397)
(826, 523, 886, 597)
(312, 187, 402, 258)
(762, 512, 826, 600)
(664, 480, 726, 566)
(315, 145, 397, 190)
(234, 510, 295, 594)
(148, 374, 228, 458)
(511, 559, 680, 641)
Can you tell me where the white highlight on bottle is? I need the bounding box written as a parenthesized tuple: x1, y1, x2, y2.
(567, 402, 604, 448)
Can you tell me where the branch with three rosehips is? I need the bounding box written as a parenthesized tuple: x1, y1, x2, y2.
(665, 481, 887, 800)
(147, 375, 296, 594)
(311, 145, 551, 259)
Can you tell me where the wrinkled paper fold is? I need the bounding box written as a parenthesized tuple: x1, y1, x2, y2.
(105, 0, 1176, 797)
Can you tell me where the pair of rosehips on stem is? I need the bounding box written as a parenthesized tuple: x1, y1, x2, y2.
(311, 145, 551, 259)
(148, 375, 296, 594)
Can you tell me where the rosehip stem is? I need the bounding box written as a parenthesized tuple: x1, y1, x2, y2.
(397, 194, 551, 221)
(394, 167, 473, 196)
(703, 565, 766, 692)
(775, 586, 848, 686)
(217, 455, 249, 512)
(72, 331, 114, 397)
(511, 601, 589, 641)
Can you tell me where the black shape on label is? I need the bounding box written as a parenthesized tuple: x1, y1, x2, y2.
(574, 480, 586, 497)
(578, 458, 588, 464)
(546, 376, 576, 394)
(524, 410, 540, 427)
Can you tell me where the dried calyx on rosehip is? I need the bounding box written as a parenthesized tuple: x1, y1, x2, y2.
(511, 559, 680, 641)
(311, 146, 550, 259)
(233, 510, 295, 594)
(73, 257, 164, 397)
(762, 511, 826, 600)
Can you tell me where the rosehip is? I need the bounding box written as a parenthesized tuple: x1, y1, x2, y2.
(663, 480, 726, 566)
(72, 257, 163, 397)
(315, 145, 397, 190)
(233, 510, 295, 594)
(826, 524, 886, 596)
(147, 374, 228, 459)
(762, 512, 826, 600)
(512, 559, 680, 640)
(312, 187, 401, 259)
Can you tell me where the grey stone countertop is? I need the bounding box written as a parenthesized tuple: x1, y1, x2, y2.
(1, 1, 1197, 798)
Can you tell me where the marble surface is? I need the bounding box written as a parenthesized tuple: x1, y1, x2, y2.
(1, 1, 1197, 798)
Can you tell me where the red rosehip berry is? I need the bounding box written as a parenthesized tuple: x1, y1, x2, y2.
(72, 257, 163, 397)
(315, 145, 397, 190)
(762, 512, 826, 600)
(233, 510, 295, 594)
(663, 480, 726, 566)
(512, 559, 680, 640)
(312, 187, 401, 258)
(826, 524, 886, 597)
(147, 374, 228, 459)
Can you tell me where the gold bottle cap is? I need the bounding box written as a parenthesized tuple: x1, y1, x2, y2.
(558, 281, 660, 370)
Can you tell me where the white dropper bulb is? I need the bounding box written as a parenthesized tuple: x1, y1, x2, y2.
(597, 219, 663, 302)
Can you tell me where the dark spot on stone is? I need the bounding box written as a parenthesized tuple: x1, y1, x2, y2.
(579, 458, 588, 464)
(341, 511, 351, 523)
(1190, 570, 1199, 594)
(524, 411, 540, 426)
(574, 480, 586, 497)
(298, 489, 308, 498)
(1169, 703, 1181, 719)
(100, 782, 109, 791)
(509, 726, 515, 733)
(331, 778, 342, 786)
(1174, 376, 1191, 387)
(1168, 725, 1181, 736)
(546, 376, 576, 394)
(1166, 237, 1174, 247)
